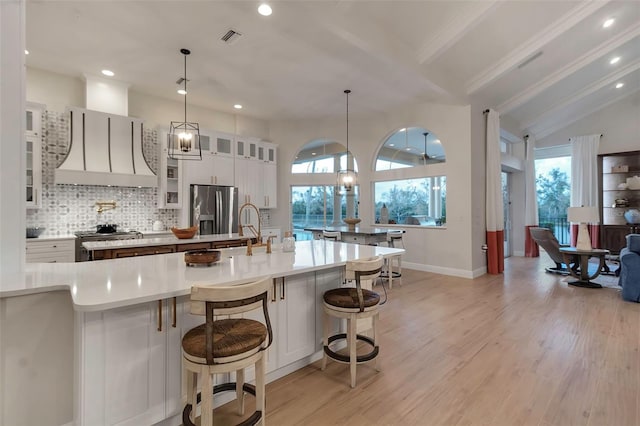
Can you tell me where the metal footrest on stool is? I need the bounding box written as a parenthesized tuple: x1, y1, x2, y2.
(183, 382, 262, 426)
(324, 332, 379, 363)
(379, 271, 401, 279)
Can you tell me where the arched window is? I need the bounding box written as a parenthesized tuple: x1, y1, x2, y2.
(292, 139, 358, 174)
(373, 127, 446, 227)
(375, 127, 445, 171)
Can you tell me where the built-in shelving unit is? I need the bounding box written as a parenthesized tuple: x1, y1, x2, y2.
(598, 150, 640, 253)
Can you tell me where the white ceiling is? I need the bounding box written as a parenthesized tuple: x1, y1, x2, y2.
(26, 1, 640, 139)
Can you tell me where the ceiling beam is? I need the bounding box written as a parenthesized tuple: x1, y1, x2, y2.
(522, 59, 640, 130)
(532, 87, 640, 140)
(465, 0, 610, 95)
(417, 1, 500, 65)
(497, 23, 640, 114)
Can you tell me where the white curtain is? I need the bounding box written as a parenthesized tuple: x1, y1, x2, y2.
(570, 134, 600, 247)
(524, 135, 539, 257)
(570, 134, 600, 209)
(485, 109, 504, 274)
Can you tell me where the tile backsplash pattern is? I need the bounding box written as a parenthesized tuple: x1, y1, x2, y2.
(26, 111, 179, 235)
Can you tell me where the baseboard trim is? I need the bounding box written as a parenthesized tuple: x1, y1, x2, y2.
(403, 262, 484, 279)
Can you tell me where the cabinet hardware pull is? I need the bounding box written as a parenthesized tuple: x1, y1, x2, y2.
(271, 279, 277, 302)
(171, 297, 177, 327)
(157, 300, 163, 332)
(280, 277, 285, 300)
(53, 245, 57, 248)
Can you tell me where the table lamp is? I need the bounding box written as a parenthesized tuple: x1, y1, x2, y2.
(567, 206, 599, 251)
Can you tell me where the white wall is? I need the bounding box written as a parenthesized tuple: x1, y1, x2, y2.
(537, 91, 640, 154)
(26, 67, 269, 139)
(270, 101, 483, 277)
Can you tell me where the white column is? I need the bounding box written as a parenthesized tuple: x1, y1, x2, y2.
(0, 0, 26, 276)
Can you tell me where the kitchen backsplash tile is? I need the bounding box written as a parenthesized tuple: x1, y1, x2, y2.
(26, 111, 179, 235)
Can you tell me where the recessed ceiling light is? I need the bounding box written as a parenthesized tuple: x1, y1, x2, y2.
(615, 82, 624, 89)
(258, 3, 272, 16)
(177, 89, 187, 95)
(610, 56, 621, 65)
(311, 152, 316, 156)
(434, 139, 441, 144)
(101, 69, 114, 77)
(24, 49, 29, 55)
(234, 104, 243, 109)
(603, 18, 615, 28)
(399, 128, 406, 132)
(389, 143, 395, 147)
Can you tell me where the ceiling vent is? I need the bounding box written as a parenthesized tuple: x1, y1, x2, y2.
(221, 29, 242, 44)
(517, 51, 543, 69)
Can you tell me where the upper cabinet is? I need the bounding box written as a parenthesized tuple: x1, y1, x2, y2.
(236, 137, 260, 161)
(26, 103, 44, 209)
(158, 131, 182, 209)
(211, 132, 234, 157)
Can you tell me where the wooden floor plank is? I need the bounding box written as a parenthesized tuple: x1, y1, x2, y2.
(207, 256, 638, 426)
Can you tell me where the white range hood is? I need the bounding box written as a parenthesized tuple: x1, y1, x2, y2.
(55, 76, 157, 187)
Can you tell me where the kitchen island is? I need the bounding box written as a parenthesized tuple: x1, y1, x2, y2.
(0, 240, 403, 426)
(304, 225, 404, 245)
(83, 232, 254, 260)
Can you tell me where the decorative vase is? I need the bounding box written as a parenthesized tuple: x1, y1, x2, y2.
(624, 209, 640, 224)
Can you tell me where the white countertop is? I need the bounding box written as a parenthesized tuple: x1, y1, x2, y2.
(0, 240, 404, 312)
(83, 233, 250, 250)
(26, 235, 76, 241)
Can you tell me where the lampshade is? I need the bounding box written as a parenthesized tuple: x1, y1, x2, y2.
(337, 89, 357, 192)
(567, 206, 599, 251)
(168, 49, 202, 161)
(567, 206, 599, 224)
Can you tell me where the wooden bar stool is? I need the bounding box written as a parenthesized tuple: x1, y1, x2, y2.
(321, 256, 384, 388)
(182, 276, 273, 426)
(381, 230, 403, 288)
(322, 230, 342, 241)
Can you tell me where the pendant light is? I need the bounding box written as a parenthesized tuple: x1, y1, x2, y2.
(169, 48, 202, 160)
(337, 89, 356, 192)
(423, 131, 430, 163)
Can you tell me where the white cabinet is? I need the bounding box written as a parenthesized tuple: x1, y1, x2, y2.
(212, 132, 234, 157)
(273, 273, 317, 368)
(25, 239, 74, 263)
(263, 163, 277, 208)
(236, 137, 259, 160)
(261, 141, 277, 165)
(186, 153, 234, 187)
(78, 302, 166, 426)
(25, 103, 44, 209)
(314, 269, 344, 352)
(158, 137, 182, 209)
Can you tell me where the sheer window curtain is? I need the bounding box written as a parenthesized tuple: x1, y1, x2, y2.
(486, 110, 504, 274)
(524, 135, 539, 257)
(570, 134, 601, 248)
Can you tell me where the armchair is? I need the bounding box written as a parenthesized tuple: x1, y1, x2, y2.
(620, 234, 640, 303)
(529, 227, 578, 274)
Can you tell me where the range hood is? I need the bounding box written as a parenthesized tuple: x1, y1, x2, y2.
(55, 76, 157, 187)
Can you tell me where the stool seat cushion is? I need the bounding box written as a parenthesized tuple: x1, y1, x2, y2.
(182, 318, 267, 361)
(323, 287, 380, 309)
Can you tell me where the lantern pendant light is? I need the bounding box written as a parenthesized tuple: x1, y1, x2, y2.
(169, 48, 202, 160)
(337, 89, 356, 192)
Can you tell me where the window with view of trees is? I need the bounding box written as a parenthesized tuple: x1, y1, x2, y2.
(535, 156, 571, 244)
(291, 185, 359, 240)
(373, 177, 446, 226)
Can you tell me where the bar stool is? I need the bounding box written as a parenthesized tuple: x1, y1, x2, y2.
(182, 276, 273, 426)
(321, 256, 384, 388)
(322, 230, 342, 241)
(381, 230, 403, 288)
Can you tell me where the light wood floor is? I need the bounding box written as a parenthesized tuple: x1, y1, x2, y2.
(213, 256, 639, 426)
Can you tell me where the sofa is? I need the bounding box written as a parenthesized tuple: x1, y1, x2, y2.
(620, 234, 640, 302)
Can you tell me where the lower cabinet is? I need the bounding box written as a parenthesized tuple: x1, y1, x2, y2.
(602, 224, 640, 254)
(25, 238, 75, 263)
(76, 268, 342, 425)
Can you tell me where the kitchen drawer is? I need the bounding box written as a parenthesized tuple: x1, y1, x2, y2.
(211, 239, 248, 249)
(342, 235, 366, 244)
(26, 239, 75, 263)
(176, 242, 211, 252)
(111, 245, 176, 258)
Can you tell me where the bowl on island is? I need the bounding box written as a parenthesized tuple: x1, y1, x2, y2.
(171, 225, 198, 239)
(184, 249, 221, 267)
(343, 217, 361, 231)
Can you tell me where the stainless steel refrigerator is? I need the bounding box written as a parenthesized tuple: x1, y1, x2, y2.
(190, 184, 238, 235)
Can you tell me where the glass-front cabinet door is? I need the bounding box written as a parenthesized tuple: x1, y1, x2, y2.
(25, 103, 44, 209)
